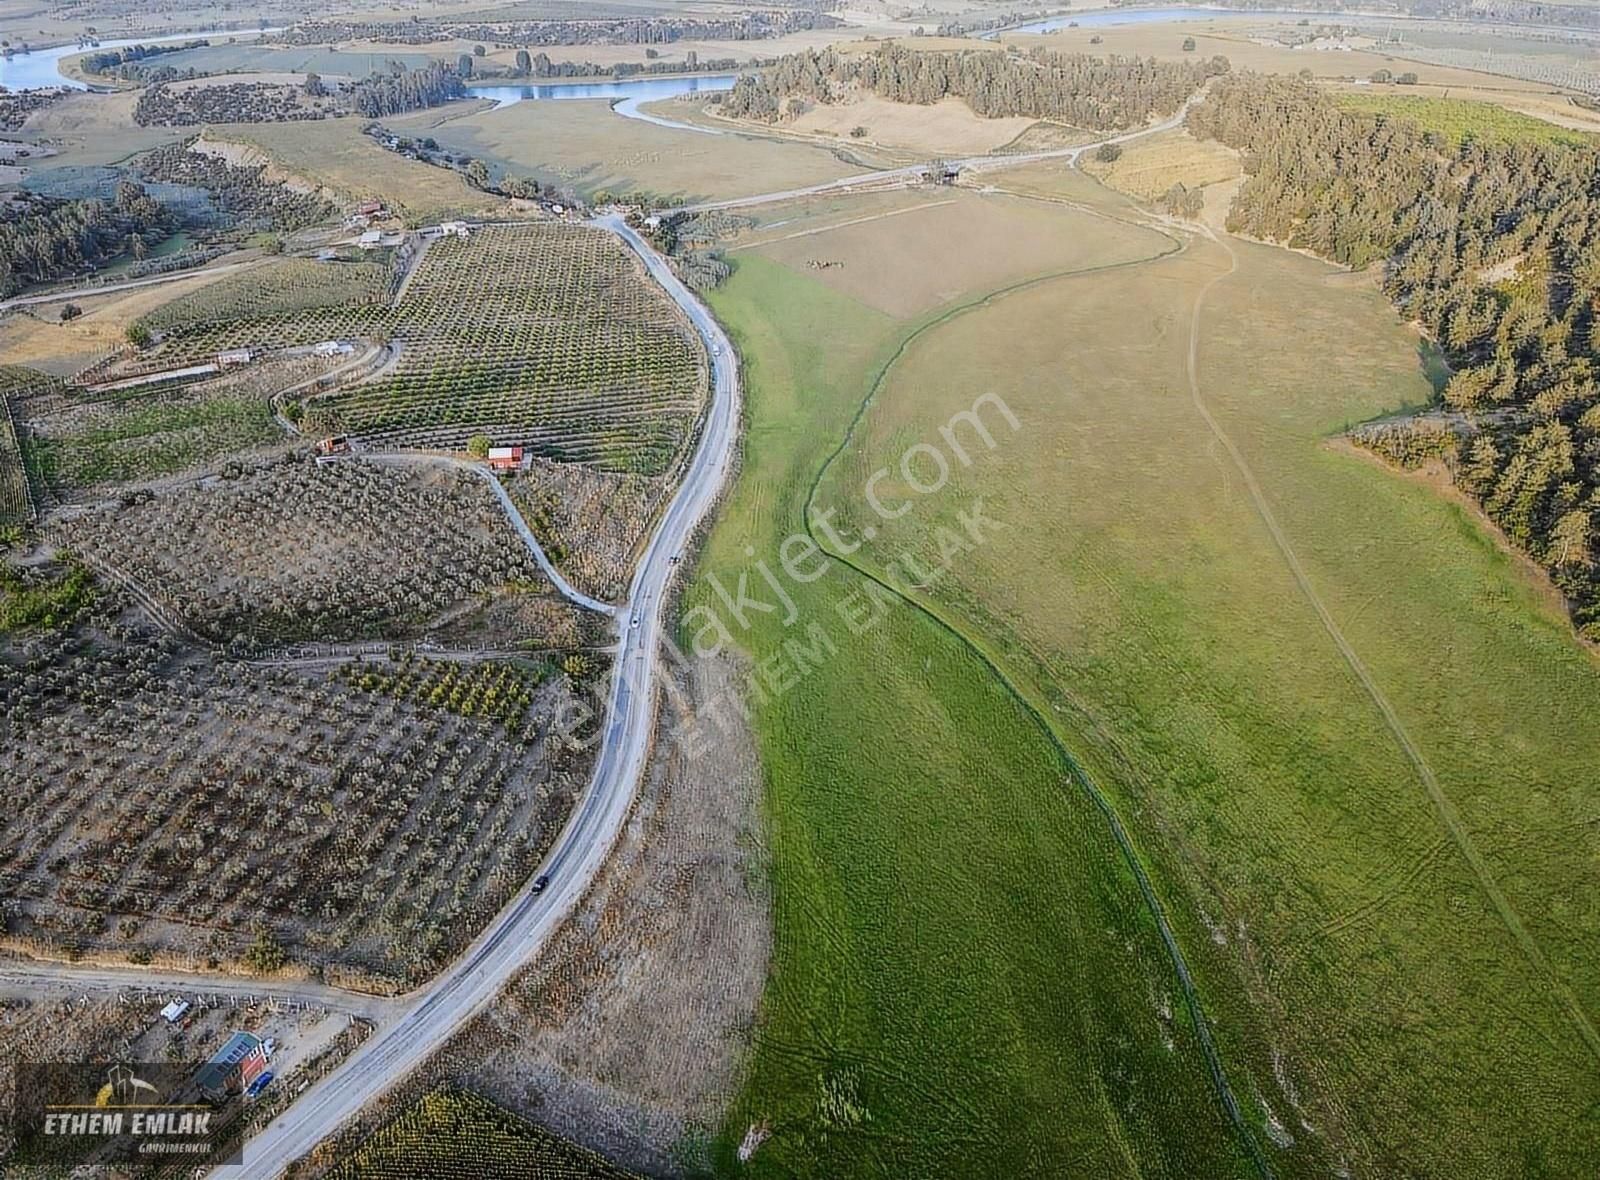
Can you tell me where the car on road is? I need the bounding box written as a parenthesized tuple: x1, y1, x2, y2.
(532, 874, 550, 894)
(630, 615, 640, 628)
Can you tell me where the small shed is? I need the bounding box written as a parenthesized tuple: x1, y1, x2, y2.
(487, 445, 524, 472)
(357, 230, 384, 250)
(160, 999, 191, 1024)
(216, 348, 254, 367)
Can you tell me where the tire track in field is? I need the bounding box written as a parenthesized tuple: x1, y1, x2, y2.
(1183, 231, 1600, 1063)
(798, 229, 1275, 1179)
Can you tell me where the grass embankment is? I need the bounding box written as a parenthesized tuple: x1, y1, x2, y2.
(689, 236, 1255, 1176)
(812, 215, 1600, 1176)
(205, 119, 496, 223)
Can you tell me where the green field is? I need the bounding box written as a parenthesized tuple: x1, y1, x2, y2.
(391, 98, 857, 204)
(688, 218, 1256, 1176)
(1336, 92, 1597, 146)
(31, 388, 279, 490)
(693, 170, 1600, 1176)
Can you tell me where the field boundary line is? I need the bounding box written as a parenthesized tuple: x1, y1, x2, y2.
(727, 198, 959, 251)
(1184, 231, 1600, 1062)
(795, 234, 1275, 1179)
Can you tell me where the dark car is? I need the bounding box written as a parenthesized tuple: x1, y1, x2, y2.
(532, 874, 550, 893)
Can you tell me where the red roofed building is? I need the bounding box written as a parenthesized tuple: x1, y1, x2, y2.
(487, 446, 524, 472)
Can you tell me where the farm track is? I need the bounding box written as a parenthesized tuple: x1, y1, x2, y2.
(798, 226, 1274, 1177)
(1184, 231, 1600, 1062)
(0, 959, 396, 1020)
(359, 451, 619, 616)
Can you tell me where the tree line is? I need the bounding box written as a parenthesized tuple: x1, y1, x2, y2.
(269, 10, 840, 48)
(0, 184, 174, 298)
(79, 39, 207, 80)
(722, 44, 1229, 129)
(1189, 74, 1600, 637)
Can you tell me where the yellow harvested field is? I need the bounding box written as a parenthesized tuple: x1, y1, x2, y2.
(744, 186, 1171, 318)
(1008, 22, 1571, 93)
(780, 94, 1039, 156)
(1081, 128, 1241, 202)
(0, 265, 256, 374)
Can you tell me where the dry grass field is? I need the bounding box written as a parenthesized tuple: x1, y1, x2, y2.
(389, 98, 856, 204)
(0, 264, 263, 376)
(202, 118, 497, 221)
(737, 186, 1170, 318)
(773, 94, 1039, 156)
(1081, 128, 1241, 202)
(508, 457, 667, 603)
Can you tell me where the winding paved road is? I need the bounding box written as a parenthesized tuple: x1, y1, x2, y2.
(214, 215, 739, 1179)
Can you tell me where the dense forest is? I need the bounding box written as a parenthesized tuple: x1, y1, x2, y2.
(722, 45, 1229, 129)
(517, 51, 741, 79)
(0, 183, 174, 297)
(1189, 74, 1600, 637)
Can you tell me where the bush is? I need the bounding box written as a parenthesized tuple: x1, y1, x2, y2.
(467, 434, 492, 458)
(1095, 142, 1123, 163)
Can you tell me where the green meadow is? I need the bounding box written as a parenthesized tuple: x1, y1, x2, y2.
(689, 166, 1600, 1177)
(687, 225, 1256, 1176)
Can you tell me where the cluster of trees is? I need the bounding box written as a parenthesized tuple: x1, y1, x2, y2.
(1189, 74, 1600, 635)
(79, 39, 206, 80)
(134, 80, 335, 127)
(723, 45, 1229, 129)
(137, 144, 333, 233)
(0, 183, 173, 298)
(347, 61, 466, 118)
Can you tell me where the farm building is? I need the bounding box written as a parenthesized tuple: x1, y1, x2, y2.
(355, 199, 386, 218)
(160, 999, 191, 1024)
(440, 220, 471, 239)
(313, 340, 356, 357)
(216, 348, 254, 368)
(357, 230, 384, 250)
(487, 445, 525, 472)
(196, 1031, 273, 1102)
